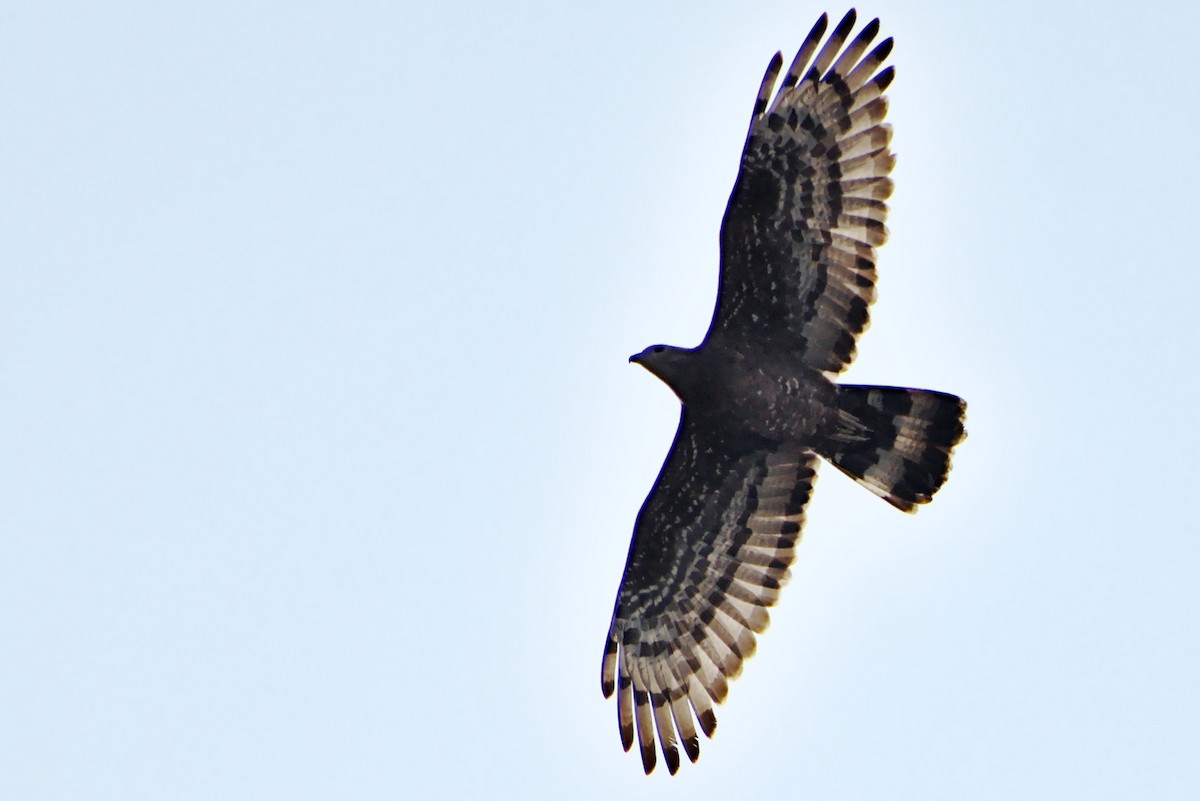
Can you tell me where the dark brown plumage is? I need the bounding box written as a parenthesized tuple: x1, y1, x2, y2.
(601, 9, 967, 775)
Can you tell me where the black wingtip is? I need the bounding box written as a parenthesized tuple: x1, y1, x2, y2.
(665, 746, 680, 775)
(808, 12, 829, 42)
(783, 12, 830, 93)
(752, 52, 785, 117)
(873, 36, 894, 65)
(859, 17, 880, 43)
(833, 8, 857, 40)
(697, 709, 717, 738)
(600, 637, 617, 698)
(875, 65, 895, 93)
(640, 743, 656, 774)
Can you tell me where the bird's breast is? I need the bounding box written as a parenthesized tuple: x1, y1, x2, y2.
(694, 356, 838, 443)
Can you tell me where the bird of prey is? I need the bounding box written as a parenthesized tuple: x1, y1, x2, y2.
(601, 9, 967, 775)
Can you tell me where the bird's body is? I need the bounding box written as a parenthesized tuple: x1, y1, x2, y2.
(634, 344, 839, 444)
(602, 9, 967, 775)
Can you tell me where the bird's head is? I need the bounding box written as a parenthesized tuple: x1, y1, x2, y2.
(630, 344, 695, 396)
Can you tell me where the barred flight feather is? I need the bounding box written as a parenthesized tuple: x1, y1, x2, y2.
(778, 15, 828, 94)
(602, 441, 817, 773)
(714, 18, 902, 369)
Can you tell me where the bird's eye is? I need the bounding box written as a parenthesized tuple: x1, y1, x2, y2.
(653, 346, 665, 353)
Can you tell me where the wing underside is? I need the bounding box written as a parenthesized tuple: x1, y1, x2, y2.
(709, 9, 895, 374)
(602, 411, 818, 774)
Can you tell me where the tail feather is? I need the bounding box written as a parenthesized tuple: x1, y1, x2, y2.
(821, 385, 966, 512)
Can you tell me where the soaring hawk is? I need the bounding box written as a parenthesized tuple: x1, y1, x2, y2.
(601, 10, 967, 774)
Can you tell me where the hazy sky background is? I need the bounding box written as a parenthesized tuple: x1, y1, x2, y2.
(4, 1, 1199, 798)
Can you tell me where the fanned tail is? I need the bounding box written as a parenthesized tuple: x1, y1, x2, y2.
(821, 385, 966, 512)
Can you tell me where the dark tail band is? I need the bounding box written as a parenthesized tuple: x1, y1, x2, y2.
(820, 385, 966, 512)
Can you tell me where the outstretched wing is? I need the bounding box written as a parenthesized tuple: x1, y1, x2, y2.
(601, 410, 818, 774)
(706, 10, 895, 374)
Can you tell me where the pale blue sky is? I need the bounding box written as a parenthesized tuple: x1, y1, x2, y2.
(4, 1, 1199, 798)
